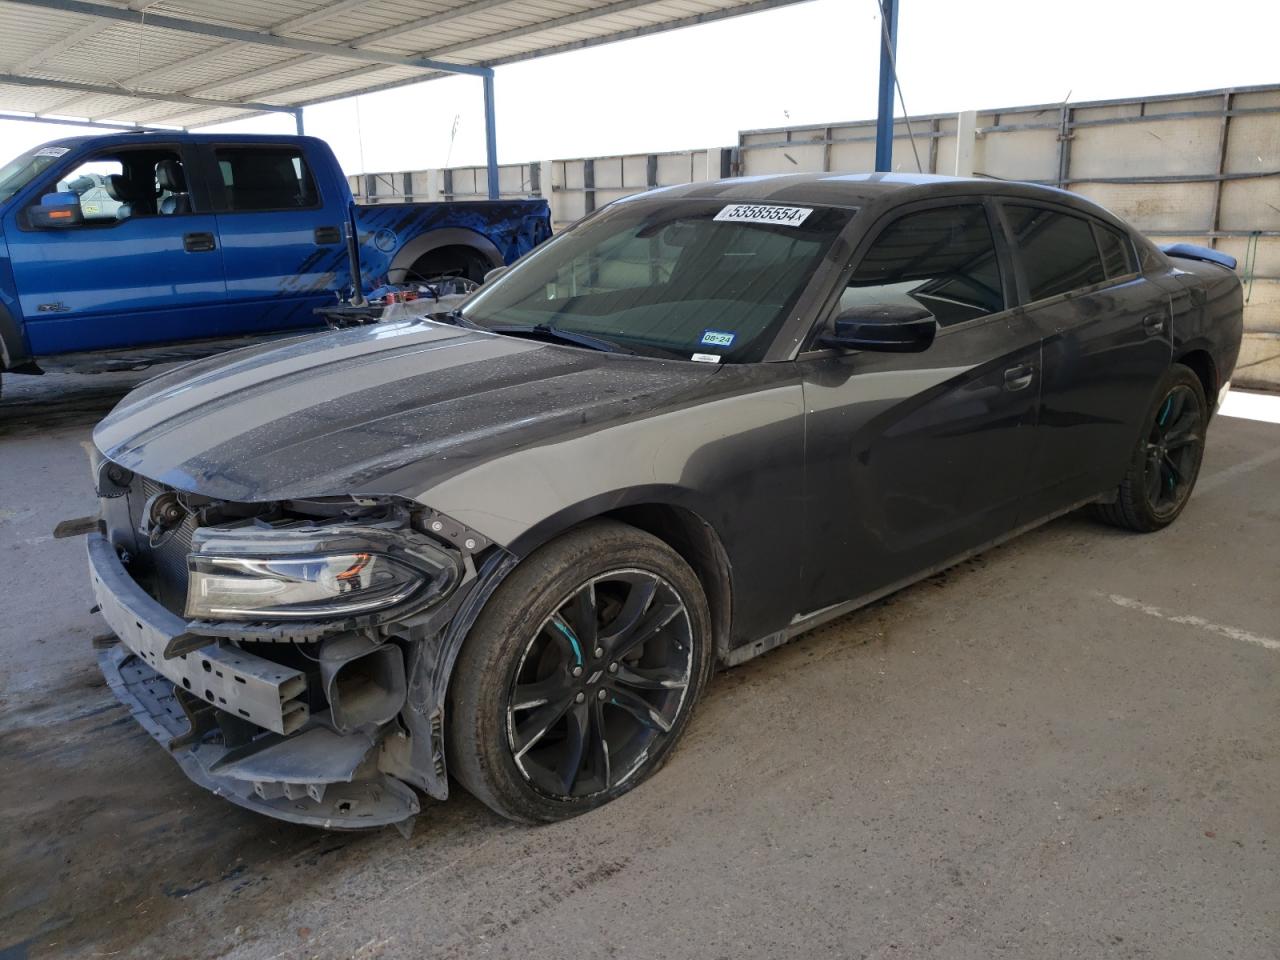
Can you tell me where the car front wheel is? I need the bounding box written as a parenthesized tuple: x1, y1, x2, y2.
(447, 520, 714, 823)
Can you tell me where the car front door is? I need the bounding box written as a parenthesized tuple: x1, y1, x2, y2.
(798, 199, 1043, 617)
(6, 144, 227, 355)
(202, 143, 347, 334)
(996, 203, 1172, 520)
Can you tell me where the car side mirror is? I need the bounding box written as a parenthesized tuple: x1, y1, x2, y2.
(28, 190, 83, 230)
(483, 265, 510, 284)
(28, 191, 84, 229)
(819, 304, 937, 353)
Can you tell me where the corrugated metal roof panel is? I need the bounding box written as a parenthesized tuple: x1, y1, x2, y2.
(0, 0, 807, 127)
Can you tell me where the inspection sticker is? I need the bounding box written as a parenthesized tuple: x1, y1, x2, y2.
(34, 146, 70, 158)
(714, 203, 812, 227)
(691, 353, 722, 364)
(700, 329, 735, 347)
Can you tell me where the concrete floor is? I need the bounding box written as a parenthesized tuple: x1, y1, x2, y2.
(1, 369, 1277, 960)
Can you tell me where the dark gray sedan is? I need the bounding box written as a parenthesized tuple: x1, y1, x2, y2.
(86, 174, 1243, 830)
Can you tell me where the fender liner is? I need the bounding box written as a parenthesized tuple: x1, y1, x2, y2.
(388, 227, 505, 284)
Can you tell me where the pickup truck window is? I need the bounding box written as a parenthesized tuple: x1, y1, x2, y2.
(57, 160, 125, 222)
(31, 147, 190, 226)
(0, 148, 66, 203)
(215, 147, 319, 212)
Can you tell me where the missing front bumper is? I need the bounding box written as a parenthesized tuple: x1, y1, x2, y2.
(88, 532, 420, 830)
(99, 643, 420, 830)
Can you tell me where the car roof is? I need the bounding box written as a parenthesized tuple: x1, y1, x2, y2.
(648, 171, 1092, 210)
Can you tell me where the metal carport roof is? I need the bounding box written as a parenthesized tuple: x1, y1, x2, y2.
(0, 0, 810, 131)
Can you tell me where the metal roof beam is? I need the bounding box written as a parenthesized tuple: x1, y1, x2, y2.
(295, 0, 815, 108)
(6, 19, 101, 72)
(349, 0, 526, 48)
(185, 0, 520, 97)
(423, 0, 685, 58)
(0, 72, 294, 115)
(6, 0, 493, 77)
(129, 0, 379, 92)
(0, 110, 173, 131)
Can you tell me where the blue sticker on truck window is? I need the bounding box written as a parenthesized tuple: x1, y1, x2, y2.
(700, 330, 735, 347)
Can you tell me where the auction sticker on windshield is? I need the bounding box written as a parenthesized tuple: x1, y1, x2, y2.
(714, 204, 812, 227)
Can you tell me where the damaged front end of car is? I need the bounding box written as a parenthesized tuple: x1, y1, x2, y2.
(87, 453, 512, 834)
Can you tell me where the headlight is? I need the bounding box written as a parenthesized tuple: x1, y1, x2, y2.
(185, 524, 460, 621)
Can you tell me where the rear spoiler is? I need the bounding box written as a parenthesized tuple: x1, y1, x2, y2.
(1160, 242, 1237, 271)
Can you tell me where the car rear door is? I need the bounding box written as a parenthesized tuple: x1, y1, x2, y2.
(995, 202, 1171, 521)
(199, 143, 348, 334)
(798, 198, 1043, 617)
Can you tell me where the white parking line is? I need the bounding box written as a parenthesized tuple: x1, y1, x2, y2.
(1105, 594, 1280, 652)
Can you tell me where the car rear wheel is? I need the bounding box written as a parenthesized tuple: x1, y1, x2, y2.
(447, 520, 714, 823)
(1094, 364, 1207, 532)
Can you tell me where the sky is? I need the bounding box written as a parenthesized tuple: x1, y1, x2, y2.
(2, 0, 1277, 176)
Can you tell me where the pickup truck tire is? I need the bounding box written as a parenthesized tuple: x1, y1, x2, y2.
(447, 520, 714, 823)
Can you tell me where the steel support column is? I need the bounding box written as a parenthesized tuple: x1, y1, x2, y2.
(482, 72, 499, 200)
(874, 0, 898, 172)
(293, 108, 305, 135)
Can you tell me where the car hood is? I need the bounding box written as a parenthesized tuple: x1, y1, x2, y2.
(94, 320, 719, 502)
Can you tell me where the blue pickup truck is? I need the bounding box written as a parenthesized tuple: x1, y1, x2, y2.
(0, 132, 552, 395)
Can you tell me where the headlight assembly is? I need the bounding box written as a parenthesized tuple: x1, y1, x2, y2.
(185, 523, 460, 621)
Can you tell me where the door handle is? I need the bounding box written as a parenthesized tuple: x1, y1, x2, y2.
(1003, 364, 1034, 392)
(1142, 313, 1167, 336)
(183, 232, 216, 253)
(314, 225, 341, 245)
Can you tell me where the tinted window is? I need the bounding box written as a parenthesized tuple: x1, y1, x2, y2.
(1005, 205, 1107, 301)
(842, 204, 1005, 327)
(1095, 223, 1136, 278)
(215, 147, 317, 211)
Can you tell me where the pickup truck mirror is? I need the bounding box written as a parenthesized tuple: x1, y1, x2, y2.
(819, 303, 937, 353)
(483, 265, 510, 285)
(28, 191, 84, 229)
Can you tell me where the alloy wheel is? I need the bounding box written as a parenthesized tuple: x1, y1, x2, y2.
(506, 569, 693, 800)
(1143, 383, 1204, 519)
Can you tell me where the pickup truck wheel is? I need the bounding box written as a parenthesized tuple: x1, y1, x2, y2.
(1094, 364, 1207, 533)
(408, 247, 489, 284)
(447, 520, 713, 824)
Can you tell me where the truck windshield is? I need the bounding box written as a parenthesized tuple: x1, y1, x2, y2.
(0, 146, 69, 203)
(462, 198, 852, 363)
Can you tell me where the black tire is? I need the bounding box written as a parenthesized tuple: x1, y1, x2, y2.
(447, 520, 714, 824)
(1094, 364, 1207, 533)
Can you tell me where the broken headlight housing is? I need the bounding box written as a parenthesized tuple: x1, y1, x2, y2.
(185, 523, 460, 621)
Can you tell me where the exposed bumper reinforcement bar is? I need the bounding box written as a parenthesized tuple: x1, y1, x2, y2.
(99, 641, 420, 830)
(89, 532, 420, 830)
(87, 533, 308, 735)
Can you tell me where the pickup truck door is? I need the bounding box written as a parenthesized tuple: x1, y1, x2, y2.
(199, 143, 348, 333)
(6, 143, 228, 355)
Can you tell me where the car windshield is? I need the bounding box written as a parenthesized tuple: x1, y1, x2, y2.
(0, 145, 70, 204)
(462, 198, 853, 362)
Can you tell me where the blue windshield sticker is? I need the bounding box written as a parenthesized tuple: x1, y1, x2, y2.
(700, 330, 735, 347)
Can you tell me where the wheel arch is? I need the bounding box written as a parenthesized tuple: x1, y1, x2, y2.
(1173, 345, 1218, 411)
(388, 227, 504, 284)
(506, 488, 735, 664)
(0, 300, 36, 372)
